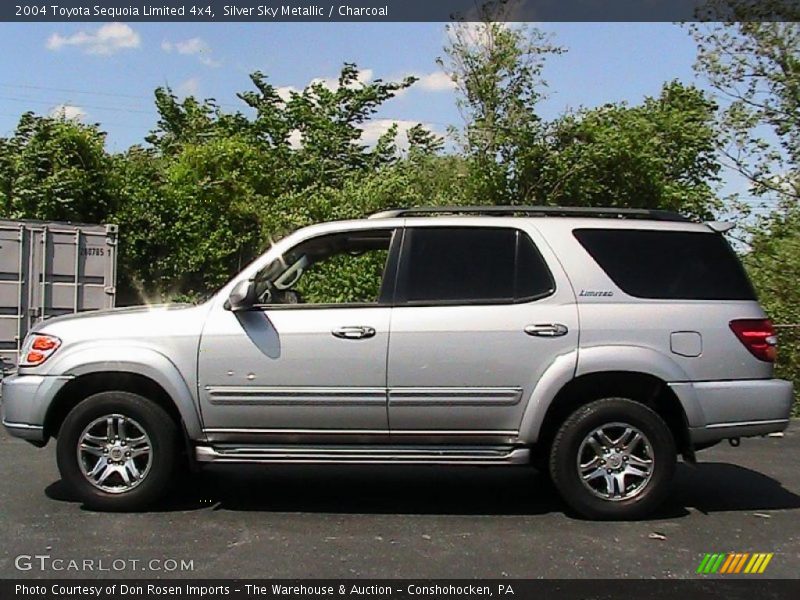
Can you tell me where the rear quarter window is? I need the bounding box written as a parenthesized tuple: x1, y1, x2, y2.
(573, 228, 756, 301)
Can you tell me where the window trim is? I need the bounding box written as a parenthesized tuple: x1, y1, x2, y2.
(393, 226, 556, 308)
(252, 227, 402, 310)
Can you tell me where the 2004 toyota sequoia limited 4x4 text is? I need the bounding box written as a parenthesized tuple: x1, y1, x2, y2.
(1, 206, 793, 519)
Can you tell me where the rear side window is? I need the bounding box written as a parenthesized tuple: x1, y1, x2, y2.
(396, 227, 554, 304)
(573, 228, 756, 300)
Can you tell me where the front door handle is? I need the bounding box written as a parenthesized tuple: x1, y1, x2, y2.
(332, 326, 376, 340)
(524, 323, 569, 337)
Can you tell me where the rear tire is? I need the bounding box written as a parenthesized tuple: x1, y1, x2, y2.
(56, 391, 179, 511)
(549, 398, 676, 520)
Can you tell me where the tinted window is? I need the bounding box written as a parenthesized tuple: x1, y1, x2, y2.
(398, 227, 554, 304)
(573, 228, 756, 300)
(516, 232, 556, 301)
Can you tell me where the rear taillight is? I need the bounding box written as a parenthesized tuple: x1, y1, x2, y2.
(729, 319, 777, 362)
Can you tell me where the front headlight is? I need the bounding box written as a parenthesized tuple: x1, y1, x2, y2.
(19, 333, 61, 367)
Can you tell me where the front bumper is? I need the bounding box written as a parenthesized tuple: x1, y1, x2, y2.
(669, 378, 794, 444)
(1, 373, 72, 443)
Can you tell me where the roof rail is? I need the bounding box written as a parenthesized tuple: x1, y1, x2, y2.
(368, 206, 690, 222)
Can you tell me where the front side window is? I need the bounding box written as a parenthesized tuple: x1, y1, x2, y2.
(253, 229, 395, 306)
(396, 227, 555, 304)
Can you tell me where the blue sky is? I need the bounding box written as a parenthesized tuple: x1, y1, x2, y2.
(1, 21, 750, 203)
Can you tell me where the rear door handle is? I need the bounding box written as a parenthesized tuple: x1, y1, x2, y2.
(524, 323, 568, 337)
(332, 326, 376, 340)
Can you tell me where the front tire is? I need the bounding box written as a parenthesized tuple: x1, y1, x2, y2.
(549, 398, 676, 520)
(56, 391, 179, 511)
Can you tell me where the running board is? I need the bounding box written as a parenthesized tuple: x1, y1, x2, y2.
(195, 445, 529, 465)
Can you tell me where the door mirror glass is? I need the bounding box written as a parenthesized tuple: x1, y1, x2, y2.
(226, 279, 258, 311)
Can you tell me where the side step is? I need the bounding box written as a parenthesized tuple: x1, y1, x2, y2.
(195, 445, 529, 465)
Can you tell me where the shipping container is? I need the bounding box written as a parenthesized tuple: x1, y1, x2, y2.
(0, 219, 118, 372)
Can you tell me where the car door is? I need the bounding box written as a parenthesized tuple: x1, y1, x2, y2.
(386, 224, 578, 441)
(197, 227, 399, 441)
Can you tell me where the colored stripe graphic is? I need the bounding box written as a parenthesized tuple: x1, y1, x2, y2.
(735, 553, 749, 573)
(696, 554, 711, 574)
(711, 553, 726, 573)
(697, 553, 773, 574)
(720, 554, 736, 573)
(758, 554, 773, 573)
(745, 554, 759, 573)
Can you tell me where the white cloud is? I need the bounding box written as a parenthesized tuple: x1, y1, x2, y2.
(276, 86, 298, 102)
(162, 37, 206, 55)
(161, 37, 221, 67)
(283, 120, 436, 151)
(199, 56, 222, 68)
(287, 130, 303, 149)
(50, 104, 87, 121)
(176, 78, 200, 98)
(46, 23, 140, 55)
(359, 119, 433, 149)
(414, 71, 456, 92)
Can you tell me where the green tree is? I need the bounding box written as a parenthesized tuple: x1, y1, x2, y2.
(114, 136, 278, 303)
(441, 18, 720, 217)
(0, 112, 116, 223)
(145, 89, 252, 155)
(439, 16, 563, 203)
(522, 81, 722, 218)
(688, 5, 800, 205)
(240, 64, 417, 189)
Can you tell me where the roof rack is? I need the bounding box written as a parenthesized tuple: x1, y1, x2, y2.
(368, 206, 690, 222)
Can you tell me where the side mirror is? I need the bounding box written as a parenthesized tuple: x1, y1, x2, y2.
(226, 279, 257, 312)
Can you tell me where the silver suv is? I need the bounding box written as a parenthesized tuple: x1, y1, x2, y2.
(1, 206, 793, 519)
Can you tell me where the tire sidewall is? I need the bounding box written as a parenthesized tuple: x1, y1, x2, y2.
(550, 398, 676, 520)
(56, 391, 178, 511)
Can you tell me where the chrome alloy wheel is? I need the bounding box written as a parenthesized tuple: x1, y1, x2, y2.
(577, 422, 654, 501)
(77, 414, 153, 493)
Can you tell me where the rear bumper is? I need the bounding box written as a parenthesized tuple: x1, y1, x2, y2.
(669, 379, 793, 444)
(1, 374, 71, 443)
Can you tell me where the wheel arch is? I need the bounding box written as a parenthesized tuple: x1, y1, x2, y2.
(42, 349, 203, 442)
(523, 370, 693, 461)
(45, 343, 202, 439)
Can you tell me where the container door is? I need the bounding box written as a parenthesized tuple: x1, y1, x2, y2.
(0, 224, 26, 370)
